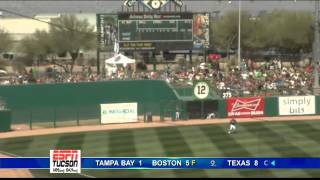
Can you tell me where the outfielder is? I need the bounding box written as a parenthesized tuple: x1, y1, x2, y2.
(228, 118, 237, 134)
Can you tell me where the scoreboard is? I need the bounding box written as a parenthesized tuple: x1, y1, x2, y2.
(118, 13, 194, 50)
(118, 14, 193, 42)
(97, 13, 210, 51)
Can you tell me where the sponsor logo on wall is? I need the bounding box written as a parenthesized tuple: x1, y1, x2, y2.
(100, 103, 138, 124)
(278, 96, 315, 115)
(227, 97, 264, 118)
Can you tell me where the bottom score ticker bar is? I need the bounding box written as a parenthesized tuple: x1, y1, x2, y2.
(0, 157, 320, 169)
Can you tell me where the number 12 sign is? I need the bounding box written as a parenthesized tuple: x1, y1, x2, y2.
(193, 81, 210, 99)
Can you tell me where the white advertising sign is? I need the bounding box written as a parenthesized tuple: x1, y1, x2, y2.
(278, 96, 315, 115)
(101, 103, 138, 124)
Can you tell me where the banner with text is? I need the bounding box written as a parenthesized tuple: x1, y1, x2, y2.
(227, 97, 264, 118)
(278, 96, 315, 116)
(101, 103, 138, 124)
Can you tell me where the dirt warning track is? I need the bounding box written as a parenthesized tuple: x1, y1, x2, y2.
(1, 115, 319, 139)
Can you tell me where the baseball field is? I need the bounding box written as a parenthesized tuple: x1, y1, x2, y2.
(0, 119, 320, 178)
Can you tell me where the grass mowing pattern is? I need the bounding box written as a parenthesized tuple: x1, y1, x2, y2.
(287, 122, 320, 144)
(155, 127, 207, 178)
(0, 120, 320, 178)
(102, 130, 143, 178)
(244, 122, 320, 178)
(0, 137, 33, 156)
(199, 125, 276, 178)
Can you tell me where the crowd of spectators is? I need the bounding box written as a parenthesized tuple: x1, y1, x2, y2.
(215, 59, 315, 96)
(152, 58, 316, 96)
(0, 58, 316, 96)
(149, 58, 315, 96)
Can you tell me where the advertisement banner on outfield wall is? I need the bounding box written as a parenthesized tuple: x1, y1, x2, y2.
(100, 103, 138, 124)
(227, 97, 264, 118)
(278, 96, 315, 116)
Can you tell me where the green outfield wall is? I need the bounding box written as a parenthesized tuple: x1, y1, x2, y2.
(264, 96, 279, 117)
(0, 110, 11, 132)
(0, 80, 179, 125)
(1, 79, 319, 130)
(217, 99, 227, 118)
(316, 96, 320, 115)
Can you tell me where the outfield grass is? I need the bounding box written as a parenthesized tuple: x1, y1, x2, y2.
(1, 120, 320, 178)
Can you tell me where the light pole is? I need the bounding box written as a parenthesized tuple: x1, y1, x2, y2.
(238, 0, 241, 67)
(314, 0, 320, 94)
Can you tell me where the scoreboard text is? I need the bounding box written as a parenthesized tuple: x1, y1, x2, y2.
(118, 13, 194, 50)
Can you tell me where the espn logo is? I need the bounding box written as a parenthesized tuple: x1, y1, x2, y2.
(50, 150, 81, 173)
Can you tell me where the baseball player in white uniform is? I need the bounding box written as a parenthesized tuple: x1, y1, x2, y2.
(228, 118, 237, 134)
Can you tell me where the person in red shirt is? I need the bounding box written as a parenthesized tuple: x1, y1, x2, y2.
(305, 64, 313, 73)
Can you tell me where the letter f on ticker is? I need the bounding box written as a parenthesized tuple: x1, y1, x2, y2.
(192, 160, 196, 166)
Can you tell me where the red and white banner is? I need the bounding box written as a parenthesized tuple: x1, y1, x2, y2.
(227, 97, 264, 118)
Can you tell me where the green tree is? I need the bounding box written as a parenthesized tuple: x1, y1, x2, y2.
(0, 27, 14, 54)
(19, 30, 52, 65)
(242, 16, 268, 51)
(212, 10, 313, 58)
(49, 15, 96, 73)
(263, 10, 313, 53)
(212, 11, 256, 57)
(212, 11, 238, 51)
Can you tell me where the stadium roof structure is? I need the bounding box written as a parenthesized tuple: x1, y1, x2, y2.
(0, 1, 315, 17)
